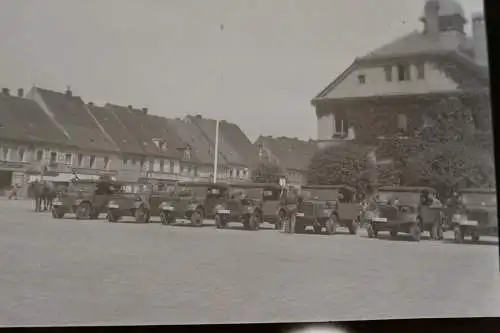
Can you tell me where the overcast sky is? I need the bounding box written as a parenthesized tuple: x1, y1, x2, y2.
(0, 0, 484, 141)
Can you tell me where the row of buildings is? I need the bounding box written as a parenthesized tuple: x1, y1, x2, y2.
(0, 86, 317, 196)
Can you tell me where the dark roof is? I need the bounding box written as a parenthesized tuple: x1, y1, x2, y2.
(302, 184, 356, 192)
(187, 116, 247, 167)
(34, 88, 118, 152)
(168, 118, 219, 165)
(146, 114, 195, 162)
(256, 136, 317, 171)
(0, 94, 70, 145)
(219, 121, 260, 168)
(87, 104, 145, 155)
(105, 104, 186, 160)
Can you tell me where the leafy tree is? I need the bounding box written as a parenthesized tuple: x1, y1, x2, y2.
(307, 143, 375, 193)
(251, 162, 286, 184)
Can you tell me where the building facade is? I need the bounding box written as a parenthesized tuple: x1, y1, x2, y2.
(312, 0, 490, 153)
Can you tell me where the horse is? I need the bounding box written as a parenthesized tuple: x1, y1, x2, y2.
(29, 180, 56, 212)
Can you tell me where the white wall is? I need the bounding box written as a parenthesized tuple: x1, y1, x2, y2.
(324, 62, 458, 99)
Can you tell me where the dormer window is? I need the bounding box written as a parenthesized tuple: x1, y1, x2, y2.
(357, 74, 366, 84)
(153, 139, 167, 152)
(184, 147, 192, 160)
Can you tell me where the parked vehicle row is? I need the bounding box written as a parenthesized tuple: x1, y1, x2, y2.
(50, 178, 498, 244)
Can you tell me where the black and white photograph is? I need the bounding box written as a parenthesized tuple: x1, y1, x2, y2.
(0, 0, 497, 328)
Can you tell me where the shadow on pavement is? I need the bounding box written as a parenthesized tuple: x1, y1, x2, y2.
(442, 239, 499, 246)
(359, 233, 433, 242)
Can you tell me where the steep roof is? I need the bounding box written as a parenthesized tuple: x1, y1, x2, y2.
(187, 115, 247, 167)
(105, 104, 184, 159)
(146, 114, 197, 162)
(86, 104, 145, 155)
(313, 29, 489, 103)
(33, 88, 118, 152)
(256, 136, 317, 171)
(0, 93, 70, 145)
(219, 121, 260, 168)
(168, 118, 221, 165)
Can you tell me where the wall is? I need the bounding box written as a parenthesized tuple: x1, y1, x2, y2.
(324, 62, 458, 100)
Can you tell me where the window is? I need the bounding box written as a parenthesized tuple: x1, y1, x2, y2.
(50, 152, 57, 163)
(148, 160, 154, 172)
(18, 148, 25, 162)
(160, 160, 165, 172)
(78, 154, 84, 167)
(187, 165, 192, 174)
(89, 155, 96, 168)
(140, 159, 145, 170)
(131, 159, 136, 166)
(64, 153, 72, 165)
(3, 148, 9, 161)
(170, 160, 175, 173)
(122, 158, 128, 168)
(36, 150, 44, 162)
(357, 74, 366, 84)
(334, 115, 348, 135)
(416, 63, 425, 79)
(104, 157, 110, 170)
(397, 114, 408, 132)
(184, 147, 192, 160)
(398, 64, 411, 81)
(193, 166, 198, 177)
(384, 66, 393, 82)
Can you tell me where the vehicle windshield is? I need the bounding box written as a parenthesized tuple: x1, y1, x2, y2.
(377, 191, 421, 205)
(233, 187, 262, 200)
(301, 189, 339, 201)
(462, 193, 497, 207)
(207, 186, 226, 198)
(263, 188, 281, 201)
(70, 183, 97, 192)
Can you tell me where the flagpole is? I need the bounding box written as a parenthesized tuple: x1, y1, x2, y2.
(213, 119, 220, 183)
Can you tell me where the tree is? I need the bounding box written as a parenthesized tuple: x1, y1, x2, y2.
(251, 162, 285, 184)
(307, 143, 375, 192)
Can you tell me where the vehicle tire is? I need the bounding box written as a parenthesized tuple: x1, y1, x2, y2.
(135, 205, 150, 223)
(348, 221, 359, 235)
(366, 223, 377, 238)
(215, 214, 227, 229)
(325, 215, 338, 235)
(454, 226, 464, 243)
(90, 211, 99, 220)
(276, 211, 285, 230)
(289, 214, 297, 234)
(160, 211, 172, 225)
(52, 208, 64, 219)
(75, 202, 91, 220)
(390, 229, 398, 239)
(191, 210, 203, 227)
(471, 233, 480, 242)
(409, 223, 422, 242)
(107, 209, 118, 222)
(313, 225, 322, 234)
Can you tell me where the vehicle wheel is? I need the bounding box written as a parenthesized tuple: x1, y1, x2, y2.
(366, 223, 377, 238)
(437, 220, 445, 240)
(275, 211, 285, 230)
(135, 205, 150, 223)
(325, 215, 339, 235)
(289, 214, 297, 234)
(248, 213, 259, 230)
(409, 223, 422, 242)
(90, 211, 99, 220)
(215, 214, 227, 229)
(191, 210, 203, 227)
(348, 221, 359, 235)
(390, 229, 398, 239)
(471, 233, 480, 242)
(454, 226, 464, 243)
(107, 209, 118, 222)
(75, 202, 91, 220)
(52, 208, 64, 219)
(313, 225, 322, 234)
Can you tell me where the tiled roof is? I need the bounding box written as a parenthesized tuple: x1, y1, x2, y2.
(0, 93, 70, 145)
(105, 104, 183, 159)
(187, 115, 247, 166)
(34, 88, 118, 152)
(87, 104, 145, 155)
(219, 121, 260, 168)
(167, 118, 220, 165)
(146, 114, 197, 162)
(256, 136, 318, 171)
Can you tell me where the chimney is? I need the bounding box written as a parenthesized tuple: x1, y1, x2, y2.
(472, 12, 488, 67)
(88, 102, 94, 106)
(195, 114, 202, 119)
(142, 107, 148, 115)
(65, 87, 72, 97)
(422, 0, 440, 36)
(1, 88, 10, 96)
(17, 88, 24, 98)
(127, 105, 133, 109)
